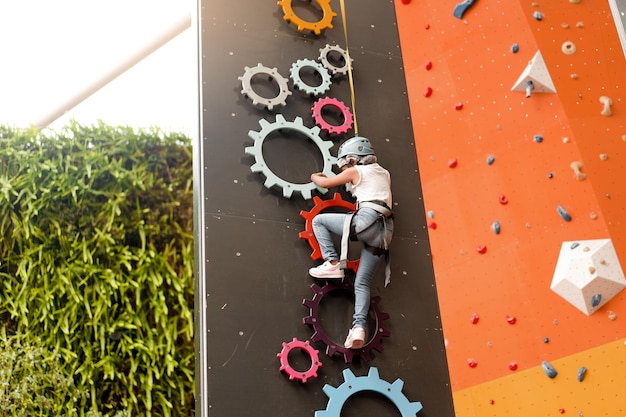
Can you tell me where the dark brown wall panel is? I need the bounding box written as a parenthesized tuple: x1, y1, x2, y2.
(197, 1, 455, 416)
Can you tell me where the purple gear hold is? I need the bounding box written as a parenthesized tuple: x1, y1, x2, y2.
(302, 282, 390, 363)
(277, 337, 322, 383)
(312, 97, 354, 135)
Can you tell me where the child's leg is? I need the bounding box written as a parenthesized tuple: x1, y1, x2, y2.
(311, 212, 348, 261)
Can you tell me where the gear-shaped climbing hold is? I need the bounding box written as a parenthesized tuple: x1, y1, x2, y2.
(299, 193, 359, 272)
(290, 59, 332, 97)
(312, 97, 354, 135)
(277, 0, 337, 35)
(245, 114, 336, 199)
(302, 282, 390, 363)
(315, 367, 423, 417)
(277, 337, 322, 383)
(318, 44, 353, 76)
(238, 63, 292, 110)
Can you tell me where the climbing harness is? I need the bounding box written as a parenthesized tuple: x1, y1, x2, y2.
(302, 281, 390, 363)
(289, 58, 333, 97)
(245, 114, 336, 199)
(312, 97, 354, 135)
(238, 63, 292, 110)
(277, 0, 336, 35)
(277, 337, 322, 383)
(315, 367, 423, 417)
(339, 200, 394, 286)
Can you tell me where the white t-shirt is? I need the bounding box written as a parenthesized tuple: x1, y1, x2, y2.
(346, 163, 392, 207)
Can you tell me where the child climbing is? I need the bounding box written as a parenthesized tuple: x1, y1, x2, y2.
(309, 136, 394, 349)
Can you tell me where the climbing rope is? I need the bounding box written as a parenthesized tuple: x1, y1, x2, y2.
(339, 0, 358, 135)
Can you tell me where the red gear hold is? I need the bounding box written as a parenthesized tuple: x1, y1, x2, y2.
(299, 193, 359, 272)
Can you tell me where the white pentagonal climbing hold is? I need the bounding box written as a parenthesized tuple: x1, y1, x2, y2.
(551, 239, 626, 315)
(511, 50, 557, 97)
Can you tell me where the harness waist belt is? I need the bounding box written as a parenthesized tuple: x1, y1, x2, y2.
(357, 201, 393, 217)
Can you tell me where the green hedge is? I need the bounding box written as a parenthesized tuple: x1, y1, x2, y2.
(0, 122, 194, 416)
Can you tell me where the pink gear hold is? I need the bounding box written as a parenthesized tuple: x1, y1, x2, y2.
(312, 97, 354, 135)
(277, 337, 322, 383)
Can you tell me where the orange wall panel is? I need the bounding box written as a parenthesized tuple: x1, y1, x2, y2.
(394, 0, 626, 399)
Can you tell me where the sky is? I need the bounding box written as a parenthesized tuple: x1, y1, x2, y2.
(0, 1, 197, 139)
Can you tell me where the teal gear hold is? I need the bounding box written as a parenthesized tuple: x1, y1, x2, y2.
(315, 367, 423, 417)
(337, 136, 375, 159)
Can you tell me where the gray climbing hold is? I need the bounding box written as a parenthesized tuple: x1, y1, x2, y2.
(487, 155, 495, 165)
(591, 293, 601, 307)
(453, 0, 478, 19)
(534, 134, 543, 143)
(570, 242, 580, 249)
(557, 205, 572, 222)
(491, 220, 501, 234)
(511, 43, 519, 53)
(542, 360, 557, 378)
(577, 366, 587, 382)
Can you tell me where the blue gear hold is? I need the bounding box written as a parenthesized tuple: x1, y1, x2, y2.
(245, 114, 336, 199)
(315, 367, 423, 417)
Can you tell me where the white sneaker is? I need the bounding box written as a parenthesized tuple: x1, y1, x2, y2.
(308, 261, 344, 279)
(344, 327, 366, 349)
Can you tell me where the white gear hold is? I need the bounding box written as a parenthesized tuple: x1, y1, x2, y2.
(245, 114, 337, 199)
(290, 58, 332, 97)
(238, 63, 292, 110)
(319, 44, 353, 76)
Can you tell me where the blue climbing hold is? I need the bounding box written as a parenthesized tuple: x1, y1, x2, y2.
(591, 293, 601, 307)
(428, 210, 434, 219)
(491, 220, 501, 234)
(557, 205, 572, 222)
(577, 366, 587, 382)
(511, 43, 519, 53)
(570, 242, 579, 249)
(542, 361, 557, 378)
(533, 134, 543, 143)
(487, 155, 495, 165)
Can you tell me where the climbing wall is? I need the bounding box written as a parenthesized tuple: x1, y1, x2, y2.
(197, 1, 453, 416)
(394, 0, 626, 415)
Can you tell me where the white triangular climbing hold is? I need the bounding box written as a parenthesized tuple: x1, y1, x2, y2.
(511, 50, 556, 97)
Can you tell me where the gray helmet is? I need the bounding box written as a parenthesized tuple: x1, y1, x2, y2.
(337, 136, 374, 159)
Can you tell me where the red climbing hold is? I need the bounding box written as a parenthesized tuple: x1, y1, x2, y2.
(428, 221, 437, 230)
(476, 245, 487, 254)
(424, 60, 433, 70)
(508, 362, 518, 371)
(506, 315, 517, 324)
(467, 358, 478, 368)
(401, 0, 411, 4)
(559, 409, 565, 414)
(424, 87, 433, 97)
(470, 313, 480, 324)
(425, 24, 430, 30)
(448, 159, 458, 168)
(454, 102, 464, 110)
(498, 194, 508, 205)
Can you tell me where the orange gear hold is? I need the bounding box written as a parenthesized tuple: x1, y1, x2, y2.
(277, 0, 336, 35)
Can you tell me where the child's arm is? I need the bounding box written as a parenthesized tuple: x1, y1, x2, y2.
(311, 166, 359, 189)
